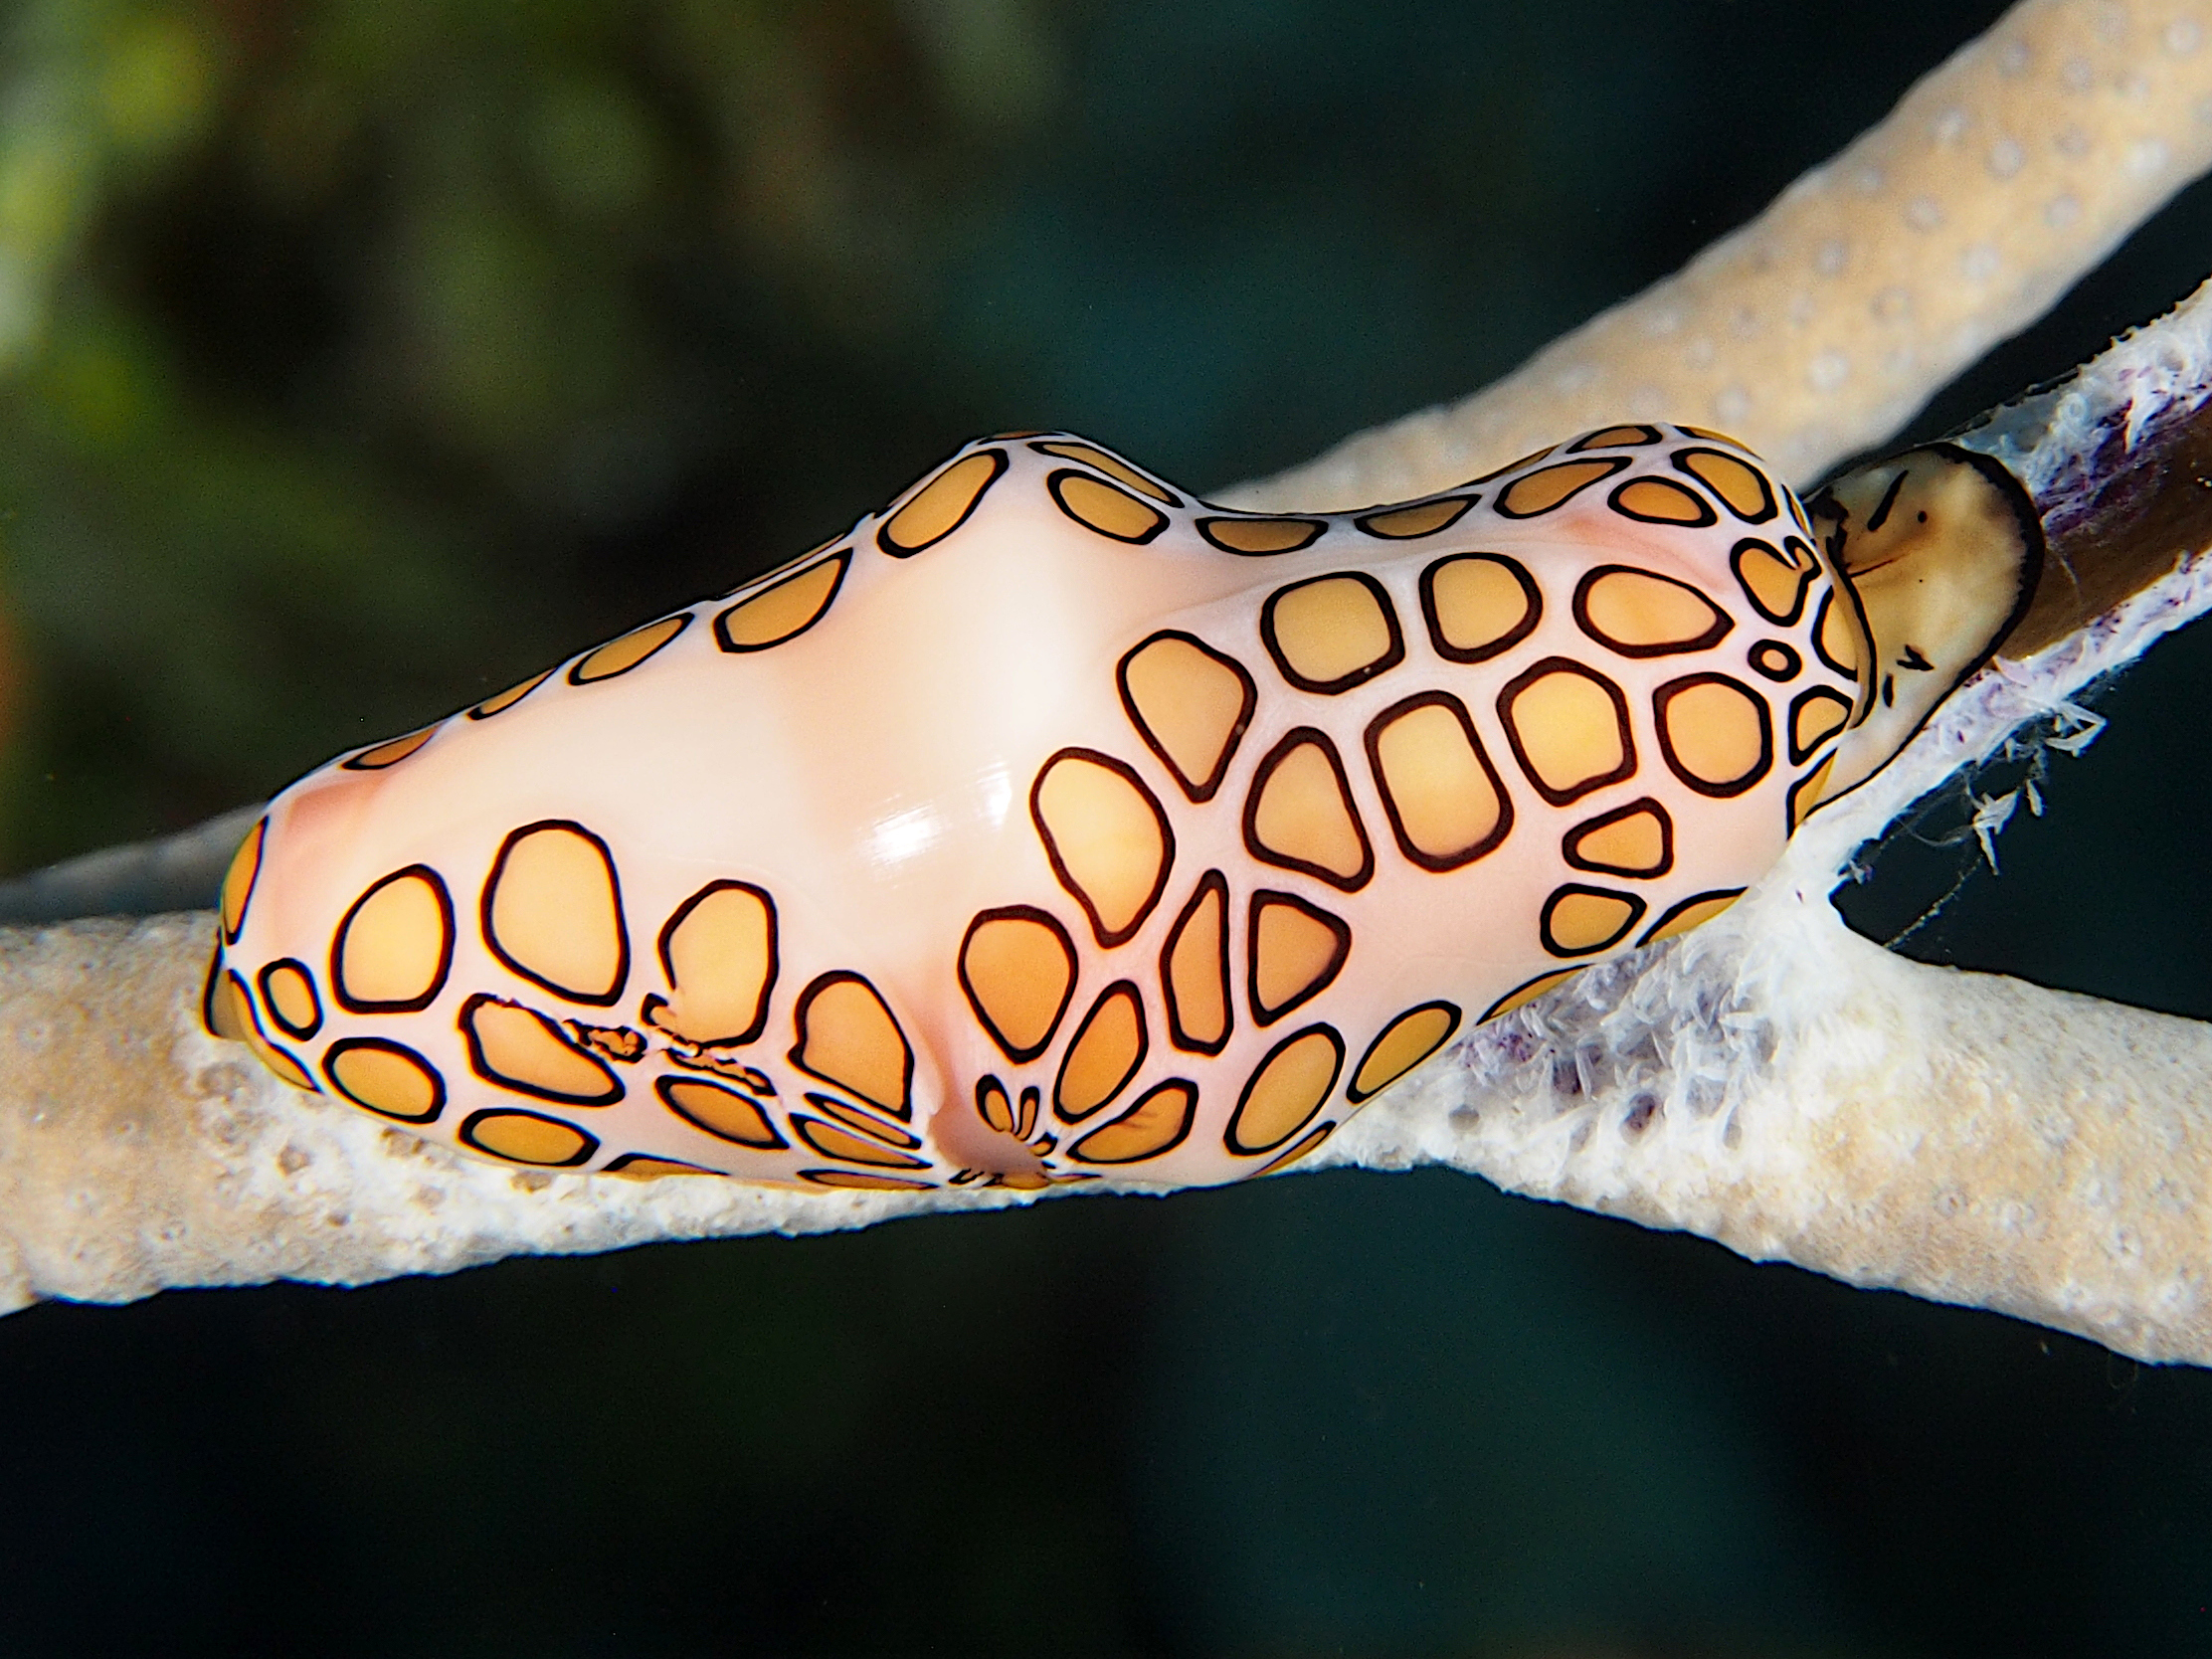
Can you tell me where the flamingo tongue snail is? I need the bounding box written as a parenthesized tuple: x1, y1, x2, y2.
(203, 425, 2042, 1191)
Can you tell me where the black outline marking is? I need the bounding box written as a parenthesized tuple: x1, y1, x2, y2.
(568, 612, 690, 686)
(220, 818, 266, 944)
(1355, 494, 1476, 539)
(1160, 870, 1232, 1056)
(201, 944, 242, 1040)
(603, 1153, 727, 1178)
(1256, 1119, 1337, 1176)
(1260, 570, 1405, 694)
(339, 724, 439, 772)
(1539, 884, 1648, 959)
(1030, 440, 1184, 506)
(1224, 1023, 1345, 1157)
(720, 536, 837, 598)
(1787, 685, 1855, 765)
(1731, 537, 1815, 627)
(973, 1074, 1018, 1135)
(807, 1092, 922, 1150)
(1787, 758, 1836, 831)
(461, 994, 627, 1107)
(1347, 1002, 1463, 1103)
(257, 958, 323, 1040)
(1571, 564, 1734, 658)
(1607, 474, 1720, 528)
(1116, 630, 1257, 805)
(1363, 689, 1514, 872)
(1495, 657, 1636, 808)
(1562, 797, 1674, 879)
(1479, 969, 1581, 1023)
(1496, 455, 1630, 517)
(790, 1113, 931, 1170)
(642, 879, 778, 1046)
(1804, 443, 2044, 785)
(1046, 466, 1167, 545)
(971, 1077, 1047, 1146)
(958, 904, 1078, 1064)
(655, 1073, 787, 1149)
(1053, 980, 1148, 1123)
(1246, 889, 1351, 1027)
(566, 1020, 645, 1064)
(480, 821, 631, 1009)
(459, 1107, 599, 1169)
(468, 668, 554, 720)
(1672, 446, 1778, 524)
(1030, 747, 1177, 948)
(1568, 424, 1664, 452)
(1420, 552, 1542, 664)
(1242, 727, 1376, 892)
(331, 864, 455, 1014)
(1468, 443, 1555, 483)
(1810, 586, 1871, 690)
(714, 550, 850, 654)
(1197, 515, 1327, 556)
(1638, 888, 1747, 948)
(1749, 641, 1802, 681)
(229, 968, 318, 1091)
(1067, 1078, 1198, 1166)
(662, 1052, 774, 1093)
(1653, 672, 1774, 798)
(323, 1036, 448, 1124)
(222, 966, 260, 1051)
(799, 1169, 938, 1191)
(1863, 467, 1910, 533)
(878, 447, 1010, 556)
(787, 970, 914, 1118)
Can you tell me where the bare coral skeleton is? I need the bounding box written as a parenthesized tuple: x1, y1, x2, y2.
(208, 427, 2038, 1199)
(8, 0, 2212, 1366)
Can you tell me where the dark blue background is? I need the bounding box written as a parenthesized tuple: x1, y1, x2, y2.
(6, 1, 2212, 1652)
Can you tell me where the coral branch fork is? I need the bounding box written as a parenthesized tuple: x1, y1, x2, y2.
(11, 0, 2212, 1363)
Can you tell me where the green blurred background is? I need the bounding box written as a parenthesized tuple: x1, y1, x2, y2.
(10, 0, 2212, 1653)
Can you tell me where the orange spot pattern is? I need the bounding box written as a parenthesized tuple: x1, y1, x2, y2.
(210, 425, 1853, 1189)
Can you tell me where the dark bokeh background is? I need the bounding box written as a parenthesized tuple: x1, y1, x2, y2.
(7, 1, 2212, 1654)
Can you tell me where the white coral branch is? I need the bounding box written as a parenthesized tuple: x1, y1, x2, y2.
(8, 1, 2212, 1366)
(1223, 0, 2212, 504)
